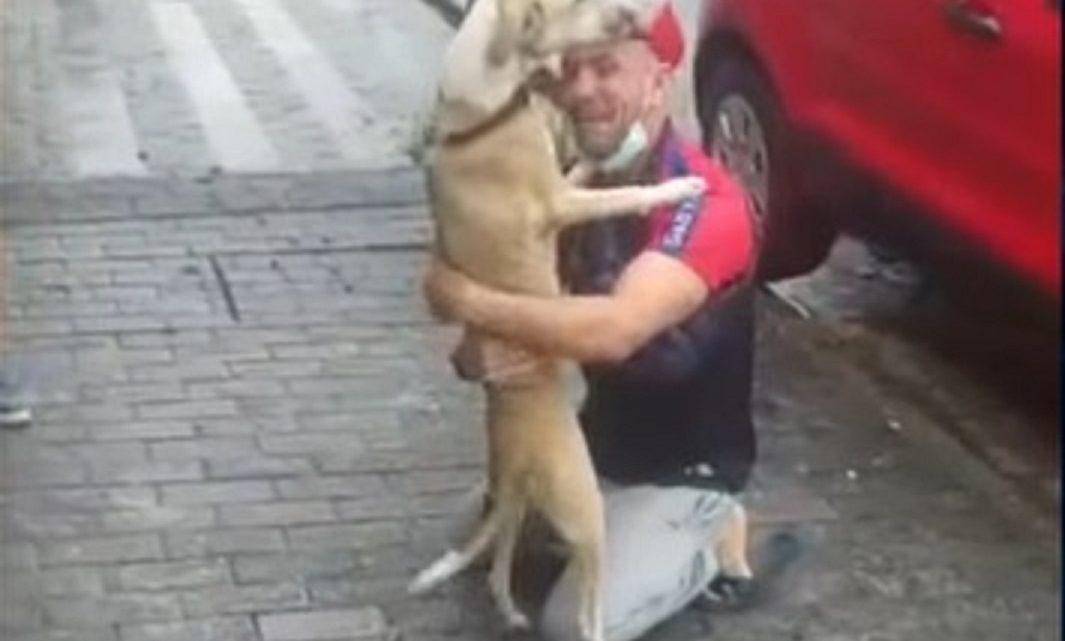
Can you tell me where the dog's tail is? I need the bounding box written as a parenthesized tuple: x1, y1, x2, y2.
(408, 508, 502, 595)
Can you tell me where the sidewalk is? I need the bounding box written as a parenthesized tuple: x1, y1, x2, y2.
(0, 170, 1059, 641)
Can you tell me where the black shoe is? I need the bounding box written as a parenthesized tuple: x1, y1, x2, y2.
(692, 574, 757, 612)
(692, 530, 804, 613)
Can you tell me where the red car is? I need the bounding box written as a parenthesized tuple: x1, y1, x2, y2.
(693, 0, 1061, 307)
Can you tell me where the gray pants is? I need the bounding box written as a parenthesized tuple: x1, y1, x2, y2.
(539, 480, 743, 641)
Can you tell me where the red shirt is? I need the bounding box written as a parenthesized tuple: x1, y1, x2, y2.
(565, 125, 760, 491)
(644, 130, 756, 292)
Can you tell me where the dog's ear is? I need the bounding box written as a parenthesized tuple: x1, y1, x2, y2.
(519, 0, 547, 44)
(487, 0, 546, 67)
(486, 0, 519, 66)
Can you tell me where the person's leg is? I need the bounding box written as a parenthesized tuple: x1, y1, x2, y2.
(540, 482, 746, 641)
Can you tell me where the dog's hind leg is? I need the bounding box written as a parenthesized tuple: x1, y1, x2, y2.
(487, 503, 531, 630)
(543, 486, 606, 641)
(715, 502, 753, 580)
(572, 535, 606, 641)
(408, 509, 500, 595)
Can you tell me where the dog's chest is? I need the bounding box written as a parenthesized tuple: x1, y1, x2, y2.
(430, 115, 562, 292)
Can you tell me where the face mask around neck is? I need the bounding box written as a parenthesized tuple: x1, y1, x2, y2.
(596, 121, 649, 174)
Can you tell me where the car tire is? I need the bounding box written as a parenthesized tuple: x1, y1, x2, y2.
(698, 54, 837, 281)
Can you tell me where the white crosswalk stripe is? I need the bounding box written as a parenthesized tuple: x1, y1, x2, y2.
(231, 0, 398, 166)
(55, 0, 147, 177)
(59, 50, 149, 177)
(1, 0, 453, 180)
(149, 1, 282, 172)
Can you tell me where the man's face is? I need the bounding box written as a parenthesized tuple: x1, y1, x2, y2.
(551, 39, 668, 160)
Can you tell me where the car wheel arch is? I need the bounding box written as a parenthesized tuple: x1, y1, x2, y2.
(693, 28, 839, 281)
(693, 29, 785, 125)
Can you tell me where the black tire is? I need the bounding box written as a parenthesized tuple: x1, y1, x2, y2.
(697, 53, 838, 281)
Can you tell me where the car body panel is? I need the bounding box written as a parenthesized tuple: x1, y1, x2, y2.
(695, 0, 1061, 296)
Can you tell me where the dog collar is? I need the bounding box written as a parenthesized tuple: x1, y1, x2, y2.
(441, 89, 530, 146)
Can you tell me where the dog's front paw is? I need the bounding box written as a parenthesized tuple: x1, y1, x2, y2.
(659, 176, 707, 204)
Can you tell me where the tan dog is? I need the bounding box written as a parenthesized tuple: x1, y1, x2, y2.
(407, 1, 706, 639)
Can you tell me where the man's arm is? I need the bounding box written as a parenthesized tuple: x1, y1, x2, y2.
(424, 250, 708, 364)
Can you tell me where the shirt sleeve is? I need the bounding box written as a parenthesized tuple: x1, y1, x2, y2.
(646, 172, 756, 291)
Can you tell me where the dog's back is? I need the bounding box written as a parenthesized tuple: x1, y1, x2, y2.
(429, 96, 568, 297)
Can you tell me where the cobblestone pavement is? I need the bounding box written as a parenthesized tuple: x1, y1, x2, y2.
(0, 171, 1059, 641)
(1, 1, 1059, 640)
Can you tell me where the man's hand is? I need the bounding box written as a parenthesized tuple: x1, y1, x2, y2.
(451, 331, 546, 385)
(422, 256, 476, 323)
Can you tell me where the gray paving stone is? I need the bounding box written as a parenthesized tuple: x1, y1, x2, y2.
(302, 575, 411, 610)
(38, 534, 164, 566)
(118, 558, 230, 590)
(149, 437, 259, 461)
(65, 440, 149, 463)
(89, 460, 204, 485)
(228, 359, 323, 379)
(160, 480, 274, 506)
(182, 581, 307, 617)
(43, 593, 183, 626)
(218, 500, 336, 528)
(0, 595, 46, 632)
(258, 607, 389, 641)
(89, 420, 198, 441)
(193, 418, 263, 437)
(119, 617, 259, 641)
(98, 504, 217, 534)
(232, 550, 358, 585)
(206, 456, 316, 480)
(84, 382, 186, 405)
(258, 433, 365, 456)
(37, 567, 108, 596)
(136, 400, 240, 420)
(386, 468, 482, 496)
(7, 629, 119, 641)
(187, 379, 287, 400)
(74, 316, 171, 334)
(286, 521, 406, 551)
(165, 527, 287, 558)
(333, 486, 474, 523)
(5, 504, 101, 540)
(275, 474, 386, 500)
(7, 486, 157, 513)
(0, 449, 89, 489)
(129, 361, 230, 383)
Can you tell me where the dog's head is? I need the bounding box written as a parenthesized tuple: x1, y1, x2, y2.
(486, 0, 642, 70)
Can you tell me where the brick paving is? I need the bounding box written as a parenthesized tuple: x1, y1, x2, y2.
(0, 170, 1058, 641)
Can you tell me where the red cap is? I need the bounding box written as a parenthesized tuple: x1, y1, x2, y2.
(644, 3, 685, 69)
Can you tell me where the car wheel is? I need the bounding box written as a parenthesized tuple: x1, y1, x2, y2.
(698, 54, 837, 281)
